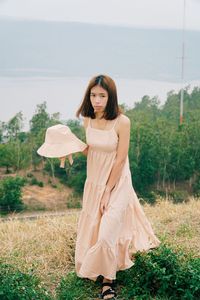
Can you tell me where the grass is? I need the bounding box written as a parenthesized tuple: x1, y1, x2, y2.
(0, 197, 200, 298)
(144, 197, 200, 256)
(0, 212, 79, 297)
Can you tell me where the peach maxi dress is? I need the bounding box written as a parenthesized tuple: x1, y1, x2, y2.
(75, 116, 160, 281)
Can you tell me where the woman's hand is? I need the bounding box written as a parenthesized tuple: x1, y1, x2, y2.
(100, 187, 111, 215)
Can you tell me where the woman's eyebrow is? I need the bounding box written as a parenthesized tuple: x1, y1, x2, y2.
(90, 92, 106, 95)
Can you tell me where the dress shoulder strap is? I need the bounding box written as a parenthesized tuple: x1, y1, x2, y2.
(87, 117, 91, 128)
(111, 115, 120, 130)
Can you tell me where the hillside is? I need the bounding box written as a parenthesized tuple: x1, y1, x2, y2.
(0, 168, 73, 215)
(0, 18, 200, 81)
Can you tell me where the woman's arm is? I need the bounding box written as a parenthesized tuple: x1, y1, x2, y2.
(100, 114, 130, 214)
(105, 115, 130, 192)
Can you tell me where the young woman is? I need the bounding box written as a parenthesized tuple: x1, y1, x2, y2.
(75, 74, 160, 299)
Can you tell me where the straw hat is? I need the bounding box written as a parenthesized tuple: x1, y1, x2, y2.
(37, 124, 87, 167)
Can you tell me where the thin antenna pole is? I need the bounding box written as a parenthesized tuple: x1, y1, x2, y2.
(180, 0, 186, 125)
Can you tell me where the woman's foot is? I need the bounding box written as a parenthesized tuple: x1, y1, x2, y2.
(100, 278, 116, 299)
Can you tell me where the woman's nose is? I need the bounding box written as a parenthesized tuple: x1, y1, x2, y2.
(95, 97, 101, 104)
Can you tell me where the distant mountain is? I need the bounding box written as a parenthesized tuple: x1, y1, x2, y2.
(0, 18, 200, 81)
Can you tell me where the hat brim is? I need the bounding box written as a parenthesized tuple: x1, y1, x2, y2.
(37, 140, 87, 158)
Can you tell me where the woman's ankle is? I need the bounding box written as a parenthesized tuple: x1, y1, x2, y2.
(103, 277, 112, 283)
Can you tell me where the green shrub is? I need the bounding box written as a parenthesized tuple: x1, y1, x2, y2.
(0, 176, 25, 214)
(29, 177, 44, 187)
(0, 262, 53, 299)
(51, 183, 57, 188)
(38, 181, 44, 187)
(26, 172, 34, 178)
(139, 190, 157, 205)
(155, 189, 167, 198)
(56, 245, 200, 299)
(180, 257, 200, 299)
(169, 190, 189, 204)
(48, 178, 52, 184)
(192, 175, 200, 197)
(117, 244, 200, 299)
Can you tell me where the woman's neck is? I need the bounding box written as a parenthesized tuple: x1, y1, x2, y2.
(95, 112, 104, 120)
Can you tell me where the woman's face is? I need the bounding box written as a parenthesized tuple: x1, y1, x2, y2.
(90, 85, 109, 114)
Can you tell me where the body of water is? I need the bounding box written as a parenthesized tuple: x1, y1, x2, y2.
(0, 76, 199, 131)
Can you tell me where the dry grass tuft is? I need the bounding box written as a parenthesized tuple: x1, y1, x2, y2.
(143, 197, 200, 256)
(0, 212, 79, 293)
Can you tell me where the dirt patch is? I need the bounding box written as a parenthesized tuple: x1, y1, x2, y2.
(22, 184, 72, 211)
(0, 168, 74, 212)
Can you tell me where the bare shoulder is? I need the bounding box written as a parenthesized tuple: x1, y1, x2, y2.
(118, 114, 131, 131)
(115, 114, 130, 136)
(118, 114, 130, 127)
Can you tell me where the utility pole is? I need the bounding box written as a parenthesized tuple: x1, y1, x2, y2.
(180, 0, 186, 125)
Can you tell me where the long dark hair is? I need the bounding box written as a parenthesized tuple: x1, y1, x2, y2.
(76, 74, 122, 119)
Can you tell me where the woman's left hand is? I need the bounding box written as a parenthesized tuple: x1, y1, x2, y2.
(100, 189, 111, 215)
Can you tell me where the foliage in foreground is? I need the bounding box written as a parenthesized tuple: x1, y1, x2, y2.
(117, 244, 200, 300)
(0, 262, 53, 300)
(56, 244, 200, 300)
(0, 244, 199, 299)
(56, 271, 99, 300)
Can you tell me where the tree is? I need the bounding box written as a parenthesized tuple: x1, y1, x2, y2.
(5, 112, 24, 141)
(29, 102, 50, 136)
(0, 121, 6, 143)
(0, 144, 13, 173)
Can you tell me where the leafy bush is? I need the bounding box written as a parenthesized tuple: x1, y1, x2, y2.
(0, 262, 53, 300)
(169, 190, 189, 204)
(0, 176, 26, 214)
(51, 183, 57, 188)
(26, 172, 34, 178)
(117, 244, 200, 299)
(56, 244, 200, 299)
(139, 190, 157, 205)
(192, 175, 200, 197)
(29, 177, 44, 187)
(155, 189, 167, 198)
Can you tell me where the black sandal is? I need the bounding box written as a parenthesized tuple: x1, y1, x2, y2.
(100, 282, 117, 299)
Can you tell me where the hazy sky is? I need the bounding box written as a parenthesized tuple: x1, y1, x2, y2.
(0, 0, 200, 30)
